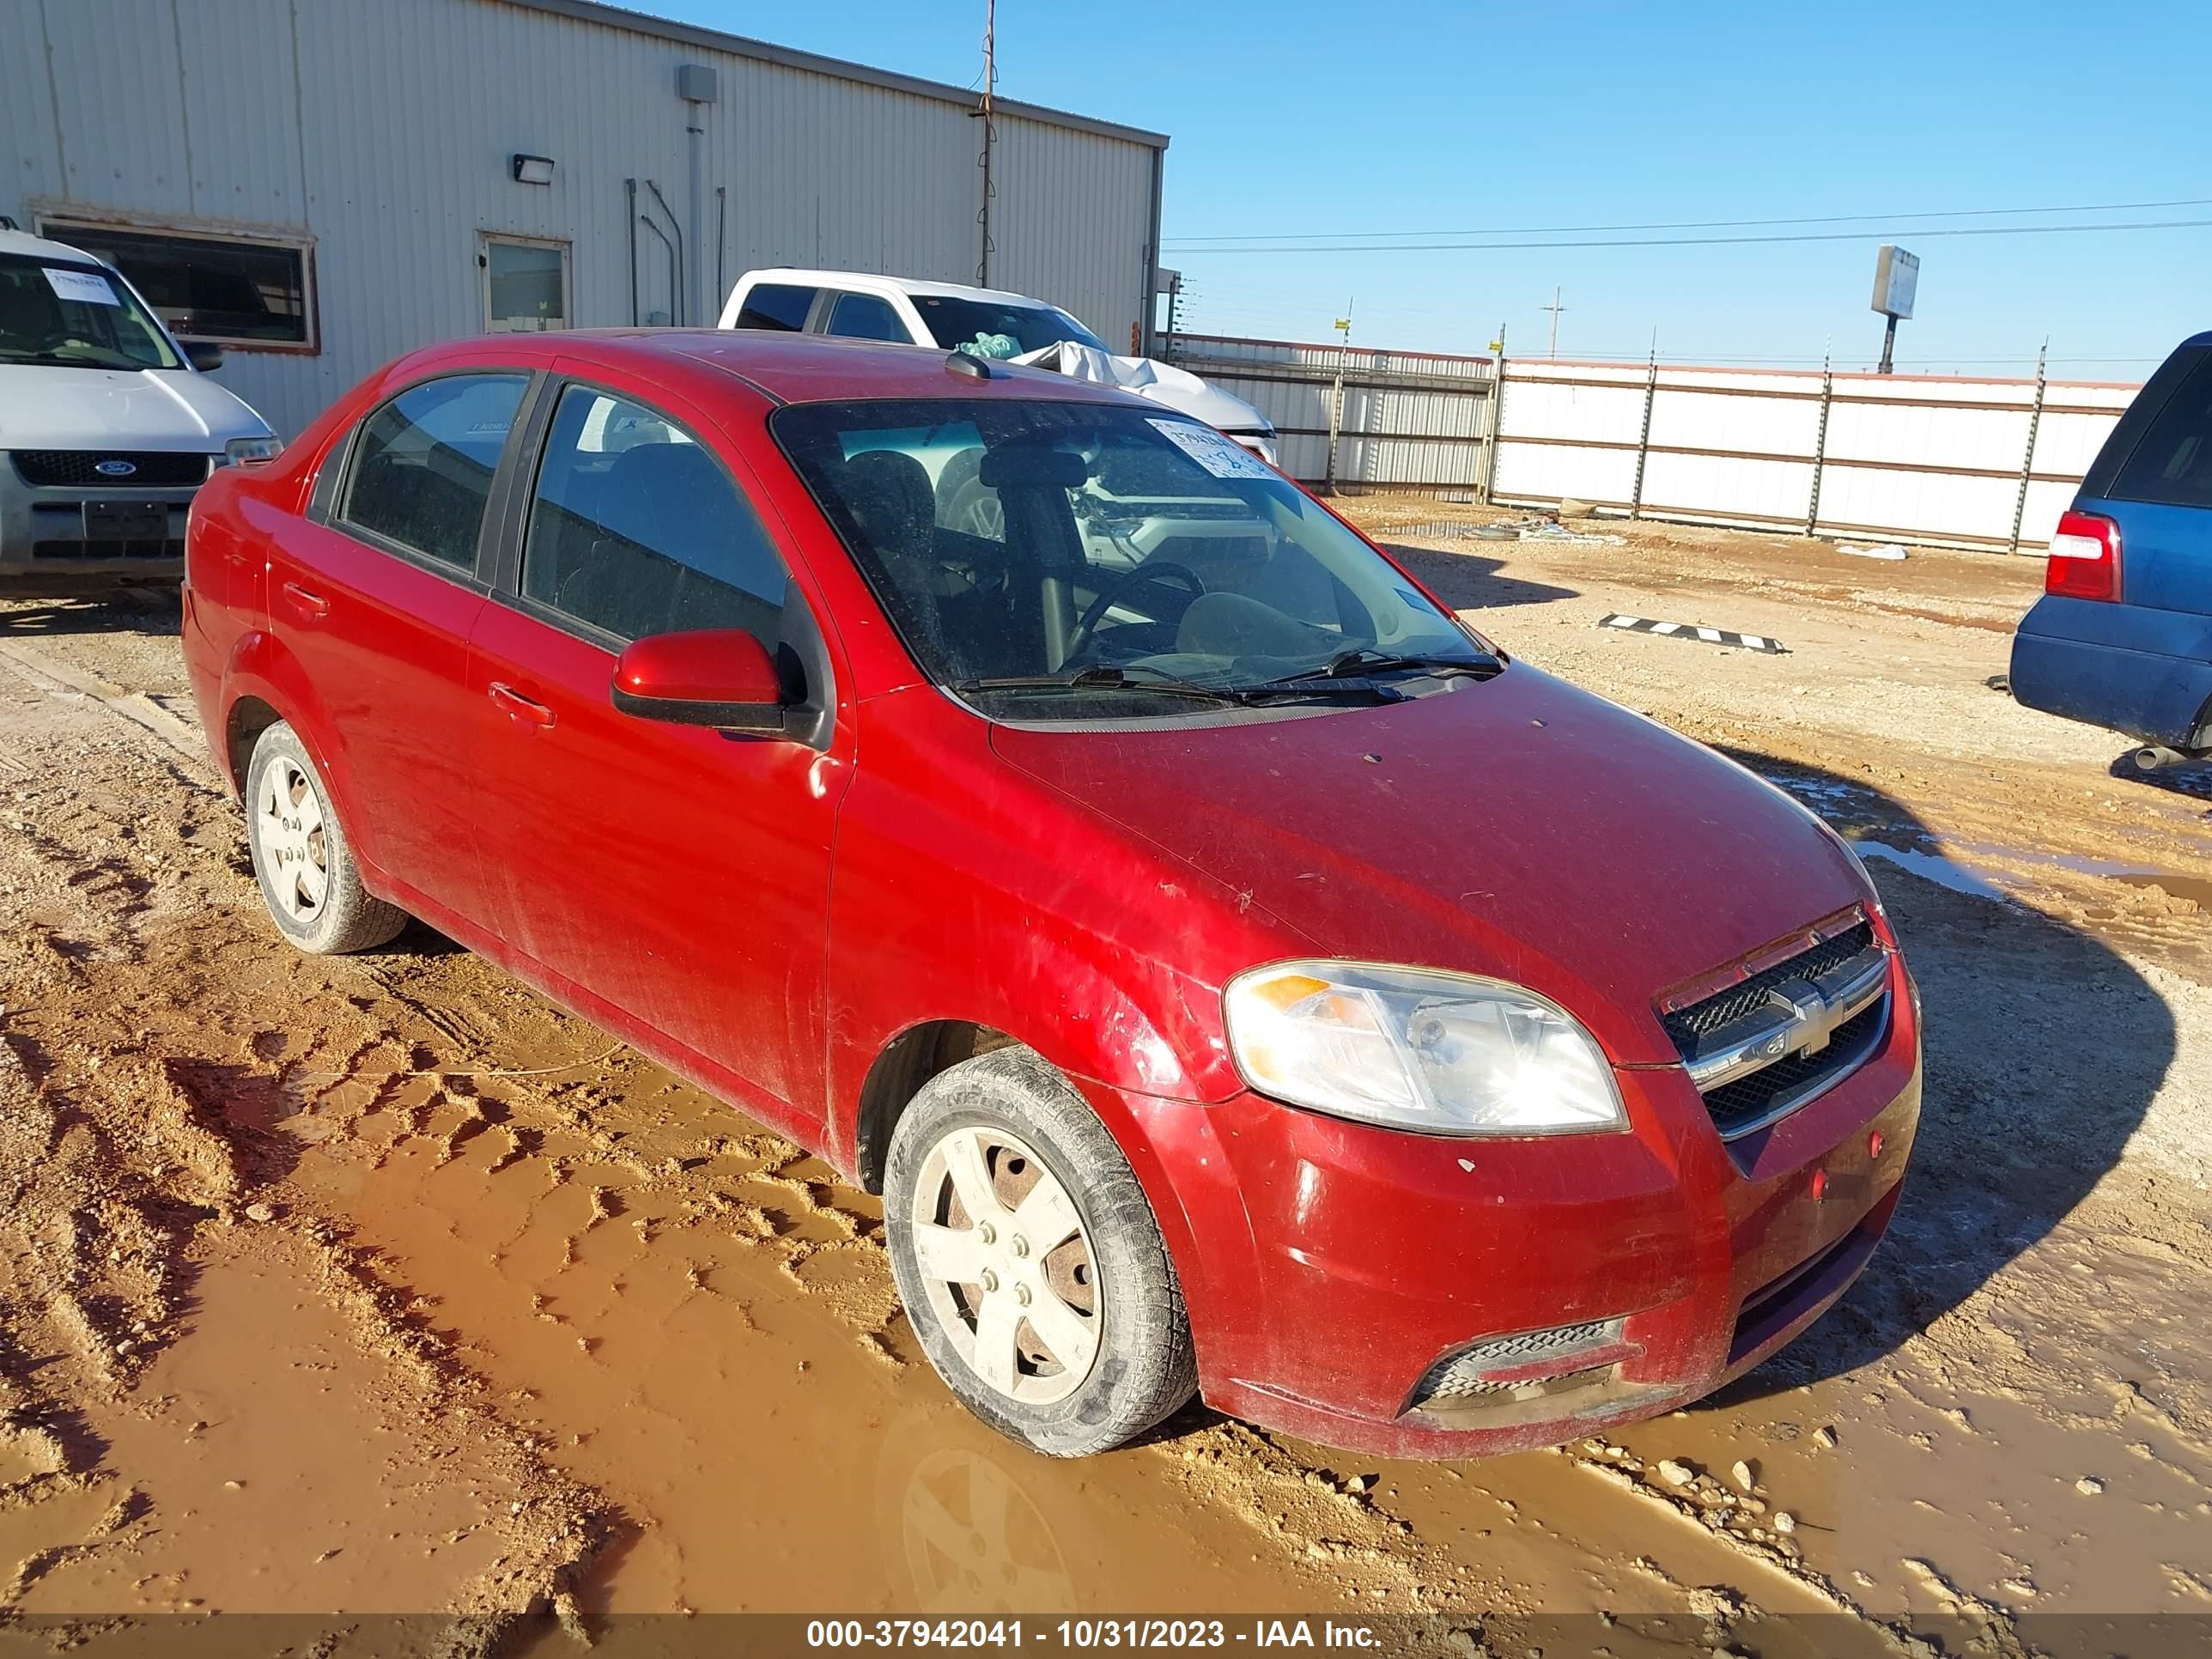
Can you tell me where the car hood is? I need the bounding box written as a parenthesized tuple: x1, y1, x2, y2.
(0, 366, 273, 451)
(989, 663, 1875, 1066)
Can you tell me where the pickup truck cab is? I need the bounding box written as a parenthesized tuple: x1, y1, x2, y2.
(0, 226, 279, 594)
(720, 266, 1279, 467)
(2011, 332, 2212, 765)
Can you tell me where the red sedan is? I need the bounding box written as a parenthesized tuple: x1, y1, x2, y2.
(181, 330, 1919, 1458)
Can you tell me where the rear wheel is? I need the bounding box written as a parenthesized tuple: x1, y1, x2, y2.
(884, 1048, 1197, 1456)
(244, 721, 406, 955)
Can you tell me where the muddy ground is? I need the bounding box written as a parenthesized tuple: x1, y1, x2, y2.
(0, 505, 2207, 1656)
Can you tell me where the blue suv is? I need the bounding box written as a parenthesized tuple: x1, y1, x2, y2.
(2011, 332, 2212, 763)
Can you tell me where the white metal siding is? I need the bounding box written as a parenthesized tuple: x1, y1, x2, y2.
(3, 0, 1164, 439)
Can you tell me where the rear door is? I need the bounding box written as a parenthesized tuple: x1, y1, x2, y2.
(275, 369, 532, 922)
(464, 370, 848, 1139)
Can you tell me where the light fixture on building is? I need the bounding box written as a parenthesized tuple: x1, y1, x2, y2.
(511, 153, 556, 185)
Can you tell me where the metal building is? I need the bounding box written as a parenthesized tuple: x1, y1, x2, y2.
(3, 0, 1170, 437)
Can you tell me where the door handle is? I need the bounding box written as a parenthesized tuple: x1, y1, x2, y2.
(488, 682, 556, 729)
(279, 580, 330, 623)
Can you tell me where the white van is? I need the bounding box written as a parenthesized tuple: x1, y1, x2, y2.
(0, 226, 279, 594)
(719, 267, 1279, 466)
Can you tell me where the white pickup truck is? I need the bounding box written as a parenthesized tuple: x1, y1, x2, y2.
(717, 267, 1279, 467)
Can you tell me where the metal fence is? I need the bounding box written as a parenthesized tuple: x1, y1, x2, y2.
(1166, 332, 2145, 553)
(1163, 333, 1498, 494)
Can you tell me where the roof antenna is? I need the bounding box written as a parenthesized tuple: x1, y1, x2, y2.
(946, 349, 992, 380)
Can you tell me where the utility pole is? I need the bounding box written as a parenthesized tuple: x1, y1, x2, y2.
(1543, 286, 1565, 358)
(972, 0, 997, 285)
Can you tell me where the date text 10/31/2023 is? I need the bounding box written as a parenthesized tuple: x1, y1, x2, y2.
(805, 1619, 1384, 1649)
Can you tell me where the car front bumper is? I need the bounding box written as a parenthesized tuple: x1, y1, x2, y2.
(0, 453, 206, 589)
(1092, 963, 1921, 1459)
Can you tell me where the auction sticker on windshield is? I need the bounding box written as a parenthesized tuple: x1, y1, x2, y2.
(45, 268, 120, 307)
(1148, 416, 1275, 479)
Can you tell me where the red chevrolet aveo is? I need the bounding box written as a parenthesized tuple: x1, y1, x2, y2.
(183, 330, 1919, 1458)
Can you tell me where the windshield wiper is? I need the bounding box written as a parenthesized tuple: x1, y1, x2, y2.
(953, 664, 1249, 705)
(1297, 646, 1504, 682)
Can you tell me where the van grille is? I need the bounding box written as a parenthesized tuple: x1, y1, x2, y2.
(12, 450, 213, 489)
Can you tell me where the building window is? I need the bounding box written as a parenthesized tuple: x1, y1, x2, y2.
(40, 218, 314, 351)
(483, 234, 569, 333)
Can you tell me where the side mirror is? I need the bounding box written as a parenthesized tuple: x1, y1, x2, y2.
(184, 341, 225, 373)
(610, 629, 789, 734)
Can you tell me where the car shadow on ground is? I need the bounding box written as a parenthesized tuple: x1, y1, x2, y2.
(1705, 747, 2176, 1400)
(1376, 541, 1581, 611)
(0, 590, 181, 636)
(2106, 746, 2212, 805)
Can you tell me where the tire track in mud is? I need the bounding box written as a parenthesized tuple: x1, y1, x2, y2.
(14, 622, 2207, 1643)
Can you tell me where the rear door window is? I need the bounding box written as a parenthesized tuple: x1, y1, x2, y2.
(520, 384, 789, 646)
(2110, 352, 2212, 508)
(823, 291, 908, 343)
(338, 373, 526, 571)
(732, 283, 818, 331)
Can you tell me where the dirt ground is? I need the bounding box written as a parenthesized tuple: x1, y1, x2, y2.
(0, 503, 2207, 1656)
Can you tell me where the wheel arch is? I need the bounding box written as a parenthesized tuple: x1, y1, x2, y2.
(851, 1018, 1020, 1195)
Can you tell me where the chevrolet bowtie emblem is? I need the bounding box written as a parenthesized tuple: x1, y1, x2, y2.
(1760, 981, 1844, 1059)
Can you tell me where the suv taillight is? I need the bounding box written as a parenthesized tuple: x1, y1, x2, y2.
(2045, 509, 2121, 602)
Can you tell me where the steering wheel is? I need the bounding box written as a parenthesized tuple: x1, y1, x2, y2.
(1065, 561, 1206, 661)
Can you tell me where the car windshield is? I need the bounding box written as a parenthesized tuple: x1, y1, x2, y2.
(913, 295, 1106, 359)
(0, 253, 182, 370)
(773, 398, 1494, 720)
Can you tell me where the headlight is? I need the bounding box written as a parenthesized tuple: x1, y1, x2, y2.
(1223, 960, 1626, 1137)
(224, 435, 283, 466)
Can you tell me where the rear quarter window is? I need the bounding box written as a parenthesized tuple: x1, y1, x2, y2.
(734, 283, 817, 331)
(2107, 350, 2212, 508)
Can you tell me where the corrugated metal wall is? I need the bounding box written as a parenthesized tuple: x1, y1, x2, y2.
(1166, 334, 1497, 489)
(1164, 332, 2145, 552)
(1492, 361, 2140, 551)
(3, 0, 1164, 438)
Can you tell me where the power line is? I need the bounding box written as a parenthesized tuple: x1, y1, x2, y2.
(1161, 217, 2212, 256)
(1164, 197, 2212, 247)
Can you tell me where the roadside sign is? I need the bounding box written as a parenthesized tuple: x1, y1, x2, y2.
(1872, 246, 1919, 319)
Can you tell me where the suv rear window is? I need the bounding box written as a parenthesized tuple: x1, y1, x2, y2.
(2109, 351, 2212, 508)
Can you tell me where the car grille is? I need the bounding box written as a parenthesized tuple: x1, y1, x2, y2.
(1698, 1001, 1887, 1134)
(11, 450, 213, 488)
(1662, 922, 1875, 1044)
(1662, 921, 1889, 1140)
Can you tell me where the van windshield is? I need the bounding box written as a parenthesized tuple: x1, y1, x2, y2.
(774, 398, 1495, 720)
(0, 254, 182, 370)
(914, 295, 1106, 359)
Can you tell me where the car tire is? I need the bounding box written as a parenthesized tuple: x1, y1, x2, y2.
(884, 1047, 1198, 1457)
(243, 721, 407, 955)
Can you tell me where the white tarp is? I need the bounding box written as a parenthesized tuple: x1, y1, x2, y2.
(1012, 341, 1269, 436)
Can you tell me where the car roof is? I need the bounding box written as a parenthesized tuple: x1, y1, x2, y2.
(742, 267, 1070, 309)
(390, 328, 1137, 410)
(0, 227, 103, 265)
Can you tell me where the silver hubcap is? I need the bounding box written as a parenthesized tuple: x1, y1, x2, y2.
(255, 757, 329, 922)
(910, 1126, 1100, 1405)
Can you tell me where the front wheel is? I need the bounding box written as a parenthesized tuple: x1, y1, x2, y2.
(244, 721, 407, 955)
(884, 1048, 1197, 1456)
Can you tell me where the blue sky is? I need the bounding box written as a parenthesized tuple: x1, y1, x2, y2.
(673, 0, 2209, 378)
